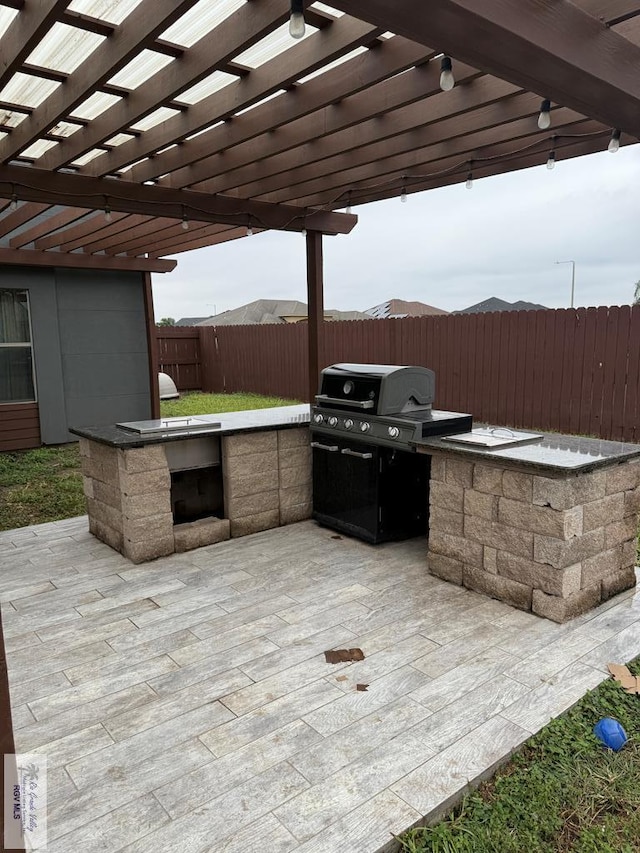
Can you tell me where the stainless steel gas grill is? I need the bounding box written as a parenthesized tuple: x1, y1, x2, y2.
(311, 363, 472, 544)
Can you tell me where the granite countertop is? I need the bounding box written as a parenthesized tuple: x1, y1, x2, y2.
(71, 405, 311, 448)
(414, 427, 640, 475)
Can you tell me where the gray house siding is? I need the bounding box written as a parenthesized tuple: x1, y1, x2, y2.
(0, 266, 151, 445)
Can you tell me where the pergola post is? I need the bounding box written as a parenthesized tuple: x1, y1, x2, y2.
(306, 230, 324, 403)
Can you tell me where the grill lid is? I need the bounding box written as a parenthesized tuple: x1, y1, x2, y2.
(316, 363, 435, 416)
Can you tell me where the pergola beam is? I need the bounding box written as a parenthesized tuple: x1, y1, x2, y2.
(9, 206, 91, 248)
(0, 0, 69, 91)
(0, 0, 200, 161)
(0, 164, 357, 234)
(0, 247, 175, 273)
(329, 0, 640, 137)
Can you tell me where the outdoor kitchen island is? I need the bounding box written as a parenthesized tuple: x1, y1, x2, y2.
(71, 405, 312, 564)
(416, 430, 640, 623)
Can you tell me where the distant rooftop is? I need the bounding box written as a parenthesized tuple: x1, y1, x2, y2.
(175, 317, 211, 326)
(365, 299, 448, 319)
(456, 297, 548, 314)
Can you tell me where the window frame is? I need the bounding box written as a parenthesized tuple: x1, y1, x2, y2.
(0, 288, 38, 405)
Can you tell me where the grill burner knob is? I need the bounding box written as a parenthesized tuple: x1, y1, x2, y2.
(388, 426, 400, 439)
(313, 413, 324, 424)
(344, 419, 354, 430)
(360, 421, 371, 433)
(328, 416, 338, 427)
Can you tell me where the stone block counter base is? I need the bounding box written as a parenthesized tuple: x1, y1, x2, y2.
(78, 426, 311, 564)
(423, 448, 640, 623)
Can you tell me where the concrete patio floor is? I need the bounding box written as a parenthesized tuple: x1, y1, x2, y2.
(1, 517, 640, 853)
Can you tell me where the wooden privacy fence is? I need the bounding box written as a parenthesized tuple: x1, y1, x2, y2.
(156, 326, 201, 390)
(157, 306, 640, 442)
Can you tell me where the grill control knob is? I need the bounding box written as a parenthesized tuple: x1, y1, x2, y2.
(313, 413, 324, 424)
(328, 416, 338, 427)
(344, 419, 354, 430)
(360, 421, 371, 433)
(388, 426, 400, 439)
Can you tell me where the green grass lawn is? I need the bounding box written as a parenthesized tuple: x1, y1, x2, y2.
(399, 657, 640, 853)
(0, 391, 300, 531)
(160, 391, 299, 417)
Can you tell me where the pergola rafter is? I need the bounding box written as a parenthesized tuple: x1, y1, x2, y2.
(0, 0, 200, 161)
(83, 12, 384, 178)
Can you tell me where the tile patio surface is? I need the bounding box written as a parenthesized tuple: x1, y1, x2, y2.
(2, 516, 640, 853)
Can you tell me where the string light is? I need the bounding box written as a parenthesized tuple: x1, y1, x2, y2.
(400, 182, 407, 203)
(346, 192, 352, 215)
(181, 206, 189, 230)
(538, 99, 552, 130)
(9, 186, 17, 211)
(301, 227, 307, 236)
(246, 216, 253, 236)
(546, 147, 556, 170)
(103, 197, 112, 223)
(439, 56, 455, 92)
(289, 0, 305, 39)
(465, 161, 473, 189)
(608, 129, 621, 153)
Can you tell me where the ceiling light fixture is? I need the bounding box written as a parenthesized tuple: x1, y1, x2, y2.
(538, 99, 552, 130)
(289, 0, 305, 39)
(439, 56, 455, 91)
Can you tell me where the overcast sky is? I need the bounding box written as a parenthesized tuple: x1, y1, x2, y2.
(152, 144, 640, 322)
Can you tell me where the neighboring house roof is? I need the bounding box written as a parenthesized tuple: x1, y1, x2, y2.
(196, 299, 370, 326)
(456, 297, 547, 314)
(365, 299, 448, 318)
(175, 317, 211, 326)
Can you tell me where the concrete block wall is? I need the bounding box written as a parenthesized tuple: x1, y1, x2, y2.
(222, 427, 312, 536)
(82, 427, 312, 562)
(426, 452, 639, 622)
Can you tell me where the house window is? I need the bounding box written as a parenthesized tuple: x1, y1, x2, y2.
(0, 289, 36, 404)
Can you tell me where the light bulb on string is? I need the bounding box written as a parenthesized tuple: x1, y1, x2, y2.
(289, 0, 305, 38)
(547, 150, 556, 170)
(346, 192, 352, 215)
(538, 99, 552, 130)
(246, 225, 253, 237)
(465, 164, 473, 190)
(439, 56, 455, 92)
(104, 198, 112, 223)
(9, 186, 17, 211)
(608, 129, 621, 153)
(400, 184, 407, 203)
